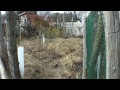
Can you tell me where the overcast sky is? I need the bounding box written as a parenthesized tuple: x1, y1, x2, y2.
(52, 11, 64, 13)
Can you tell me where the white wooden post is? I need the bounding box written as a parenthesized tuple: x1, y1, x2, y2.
(42, 33, 45, 43)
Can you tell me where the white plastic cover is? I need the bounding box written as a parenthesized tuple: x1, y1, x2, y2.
(18, 46, 24, 79)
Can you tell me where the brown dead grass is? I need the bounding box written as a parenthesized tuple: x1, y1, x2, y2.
(20, 37, 83, 79)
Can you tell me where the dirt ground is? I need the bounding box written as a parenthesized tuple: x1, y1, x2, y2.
(20, 37, 83, 79)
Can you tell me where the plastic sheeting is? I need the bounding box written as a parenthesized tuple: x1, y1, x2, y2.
(18, 46, 24, 78)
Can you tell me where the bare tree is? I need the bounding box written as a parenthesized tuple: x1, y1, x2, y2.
(73, 11, 87, 22)
(0, 11, 13, 79)
(6, 11, 21, 79)
(0, 11, 8, 79)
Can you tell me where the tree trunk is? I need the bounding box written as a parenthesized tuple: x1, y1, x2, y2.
(103, 11, 120, 79)
(6, 11, 21, 79)
(0, 11, 8, 79)
(0, 11, 12, 79)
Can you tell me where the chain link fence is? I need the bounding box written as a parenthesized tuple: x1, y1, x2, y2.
(85, 11, 106, 79)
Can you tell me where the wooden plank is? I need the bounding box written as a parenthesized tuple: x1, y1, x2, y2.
(103, 11, 120, 79)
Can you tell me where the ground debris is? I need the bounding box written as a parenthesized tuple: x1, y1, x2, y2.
(21, 37, 83, 79)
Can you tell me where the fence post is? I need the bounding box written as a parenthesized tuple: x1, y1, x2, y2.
(103, 11, 120, 79)
(82, 18, 87, 79)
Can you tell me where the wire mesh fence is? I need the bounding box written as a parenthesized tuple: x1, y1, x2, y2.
(85, 11, 106, 79)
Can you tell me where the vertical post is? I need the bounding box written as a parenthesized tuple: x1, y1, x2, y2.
(20, 22, 22, 45)
(57, 19, 58, 29)
(17, 15, 25, 79)
(103, 11, 120, 79)
(63, 12, 65, 29)
(42, 33, 45, 43)
(64, 12, 66, 31)
(63, 12, 65, 37)
(18, 46, 24, 78)
(71, 16, 74, 37)
(82, 18, 87, 79)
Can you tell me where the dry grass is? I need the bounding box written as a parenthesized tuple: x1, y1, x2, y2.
(20, 37, 83, 79)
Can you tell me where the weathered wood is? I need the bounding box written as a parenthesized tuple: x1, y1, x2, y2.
(82, 18, 87, 79)
(103, 11, 120, 79)
(0, 11, 13, 79)
(0, 11, 8, 79)
(6, 11, 21, 79)
(0, 58, 8, 79)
